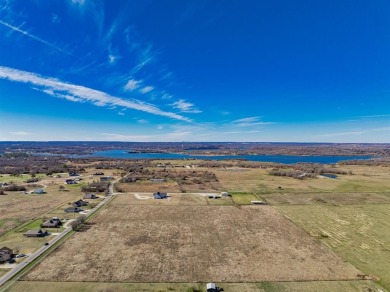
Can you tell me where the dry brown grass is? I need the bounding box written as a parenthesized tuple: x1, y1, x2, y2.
(25, 201, 360, 283)
(0, 185, 81, 235)
(213, 165, 390, 193)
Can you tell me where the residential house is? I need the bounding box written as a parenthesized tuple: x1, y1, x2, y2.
(64, 207, 84, 213)
(153, 191, 168, 199)
(100, 176, 113, 182)
(65, 179, 77, 185)
(73, 199, 89, 207)
(83, 194, 99, 199)
(0, 246, 13, 264)
(34, 188, 45, 194)
(69, 172, 79, 176)
(41, 217, 62, 228)
(24, 229, 49, 237)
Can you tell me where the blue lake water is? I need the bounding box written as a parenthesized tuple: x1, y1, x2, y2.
(75, 149, 375, 164)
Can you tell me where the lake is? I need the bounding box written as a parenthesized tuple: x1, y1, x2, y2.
(76, 149, 374, 164)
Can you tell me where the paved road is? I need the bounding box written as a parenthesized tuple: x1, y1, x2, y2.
(0, 179, 118, 288)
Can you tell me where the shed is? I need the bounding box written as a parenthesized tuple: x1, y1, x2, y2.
(251, 200, 267, 205)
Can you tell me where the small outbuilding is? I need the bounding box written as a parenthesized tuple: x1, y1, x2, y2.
(206, 283, 224, 292)
(221, 192, 230, 197)
(153, 192, 168, 199)
(251, 200, 267, 205)
(24, 229, 49, 237)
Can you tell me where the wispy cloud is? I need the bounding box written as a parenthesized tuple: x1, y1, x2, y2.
(0, 66, 192, 122)
(232, 116, 273, 127)
(171, 99, 201, 113)
(101, 131, 191, 142)
(140, 85, 154, 94)
(314, 131, 364, 138)
(0, 20, 71, 56)
(124, 79, 142, 91)
(9, 131, 32, 136)
(71, 0, 86, 5)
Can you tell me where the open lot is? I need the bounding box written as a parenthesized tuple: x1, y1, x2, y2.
(213, 165, 390, 194)
(24, 197, 360, 283)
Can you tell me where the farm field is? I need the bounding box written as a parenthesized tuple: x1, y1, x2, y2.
(213, 165, 390, 194)
(23, 195, 360, 283)
(276, 204, 390, 290)
(7, 279, 383, 292)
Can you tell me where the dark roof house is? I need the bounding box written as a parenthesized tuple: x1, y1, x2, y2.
(65, 179, 77, 185)
(0, 246, 13, 264)
(41, 217, 62, 228)
(24, 229, 49, 237)
(73, 199, 89, 207)
(64, 207, 83, 213)
(153, 192, 168, 199)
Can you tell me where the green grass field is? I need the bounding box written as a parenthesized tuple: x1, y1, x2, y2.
(276, 204, 390, 290)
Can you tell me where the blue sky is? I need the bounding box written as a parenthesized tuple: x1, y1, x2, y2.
(0, 0, 389, 142)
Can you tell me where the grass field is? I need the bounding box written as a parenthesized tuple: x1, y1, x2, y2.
(276, 204, 390, 290)
(7, 279, 383, 292)
(213, 165, 390, 194)
(24, 198, 360, 283)
(0, 185, 81, 235)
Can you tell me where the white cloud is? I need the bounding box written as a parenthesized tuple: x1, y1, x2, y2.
(101, 131, 191, 142)
(108, 54, 117, 64)
(314, 131, 364, 138)
(137, 119, 148, 124)
(9, 131, 31, 136)
(171, 99, 201, 113)
(232, 116, 273, 127)
(124, 79, 142, 91)
(0, 66, 192, 122)
(140, 86, 154, 94)
(0, 20, 71, 56)
(71, 0, 85, 5)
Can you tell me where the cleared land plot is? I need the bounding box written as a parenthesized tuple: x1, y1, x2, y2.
(25, 204, 360, 282)
(111, 193, 234, 206)
(213, 165, 390, 193)
(8, 280, 382, 292)
(276, 204, 390, 290)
